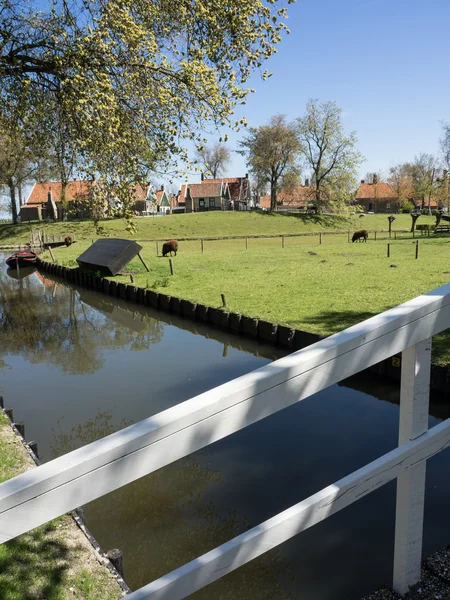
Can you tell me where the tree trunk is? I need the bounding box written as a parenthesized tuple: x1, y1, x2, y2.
(270, 178, 277, 212)
(410, 213, 420, 233)
(435, 212, 442, 229)
(8, 179, 18, 224)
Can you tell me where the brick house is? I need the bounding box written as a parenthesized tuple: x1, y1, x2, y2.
(20, 181, 93, 221)
(354, 178, 400, 213)
(21, 180, 154, 221)
(259, 185, 315, 211)
(179, 174, 251, 213)
(203, 175, 251, 210)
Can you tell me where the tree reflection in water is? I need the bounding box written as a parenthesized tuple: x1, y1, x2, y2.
(0, 268, 163, 375)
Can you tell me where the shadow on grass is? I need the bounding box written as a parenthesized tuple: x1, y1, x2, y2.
(254, 210, 350, 229)
(291, 309, 378, 336)
(0, 224, 29, 243)
(0, 522, 70, 600)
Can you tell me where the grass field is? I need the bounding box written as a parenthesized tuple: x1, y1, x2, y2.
(0, 210, 437, 246)
(44, 229, 450, 364)
(0, 411, 123, 600)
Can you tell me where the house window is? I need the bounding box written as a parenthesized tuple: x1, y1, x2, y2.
(209, 198, 215, 208)
(199, 198, 205, 208)
(386, 203, 391, 210)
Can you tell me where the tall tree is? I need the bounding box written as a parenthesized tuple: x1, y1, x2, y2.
(440, 122, 450, 170)
(388, 164, 414, 204)
(297, 100, 363, 212)
(0, 125, 42, 223)
(239, 115, 301, 211)
(0, 0, 294, 217)
(196, 143, 231, 178)
(406, 154, 439, 214)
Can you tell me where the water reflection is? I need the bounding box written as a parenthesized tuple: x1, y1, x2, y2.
(6, 266, 36, 281)
(3, 258, 450, 599)
(0, 268, 164, 375)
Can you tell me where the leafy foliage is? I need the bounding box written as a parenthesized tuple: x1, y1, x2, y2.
(239, 114, 301, 211)
(297, 100, 364, 212)
(0, 0, 294, 217)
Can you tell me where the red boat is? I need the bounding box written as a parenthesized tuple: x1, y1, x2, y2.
(5, 250, 38, 268)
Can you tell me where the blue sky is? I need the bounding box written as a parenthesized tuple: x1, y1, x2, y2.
(188, 0, 450, 185)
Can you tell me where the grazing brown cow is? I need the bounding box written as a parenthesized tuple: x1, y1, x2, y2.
(162, 239, 178, 257)
(352, 230, 368, 243)
(64, 235, 73, 247)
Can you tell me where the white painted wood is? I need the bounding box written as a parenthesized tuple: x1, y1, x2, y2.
(393, 339, 432, 595)
(126, 419, 450, 600)
(1, 288, 450, 543)
(393, 464, 426, 596)
(398, 340, 432, 444)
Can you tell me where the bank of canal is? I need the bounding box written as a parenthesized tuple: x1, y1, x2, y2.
(1, 255, 450, 599)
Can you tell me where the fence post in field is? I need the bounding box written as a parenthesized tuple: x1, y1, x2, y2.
(282, 236, 285, 248)
(201, 239, 204, 253)
(415, 240, 419, 259)
(169, 259, 174, 276)
(374, 231, 377, 241)
(393, 339, 431, 595)
(156, 241, 159, 255)
(348, 231, 350, 243)
(387, 243, 390, 258)
(395, 231, 397, 240)
(319, 233, 322, 245)
(245, 237, 248, 250)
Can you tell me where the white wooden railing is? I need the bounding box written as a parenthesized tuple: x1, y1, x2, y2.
(2, 284, 450, 598)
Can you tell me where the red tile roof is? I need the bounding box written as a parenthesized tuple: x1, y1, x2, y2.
(178, 184, 188, 204)
(188, 182, 223, 198)
(26, 181, 91, 205)
(26, 180, 151, 206)
(355, 183, 397, 199)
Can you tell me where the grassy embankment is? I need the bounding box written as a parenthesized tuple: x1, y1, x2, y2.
(0, 411, 124, 600)
(38, 212, 450, 364)
(0, 210, 436, 246)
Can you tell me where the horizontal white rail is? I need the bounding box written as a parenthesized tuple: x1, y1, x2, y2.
(127, 418, 450, 600)
(1, 283, 450, 543)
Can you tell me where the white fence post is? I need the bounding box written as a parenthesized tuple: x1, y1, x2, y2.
(393, 338, 432, 596)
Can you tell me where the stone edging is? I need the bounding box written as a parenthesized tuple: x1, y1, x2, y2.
(0, 399, 131, 596)
(36, 258, 450, 395)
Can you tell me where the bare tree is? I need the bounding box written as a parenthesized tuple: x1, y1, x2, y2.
(239, 115, 301, 211)
(196, 143, 231, 178)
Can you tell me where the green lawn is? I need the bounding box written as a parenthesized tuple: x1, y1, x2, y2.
(44, 231, 450, 364)
(0, 412, 124, 600)
(0, 210, 437, 246)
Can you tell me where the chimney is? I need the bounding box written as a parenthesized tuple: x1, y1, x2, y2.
(305, 178, 310, 187)
(245, 173, 248, 179)
(160, 184, 164, 191)
(373, 173, 378, 184)
(201, 173, 204, 181)
(361, 180, 365, 184)
(47, 188, 52, 202)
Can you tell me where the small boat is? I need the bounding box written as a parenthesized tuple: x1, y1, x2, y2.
(5, 250, 38, 268)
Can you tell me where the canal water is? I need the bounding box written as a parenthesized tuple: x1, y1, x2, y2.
(1, 254, 450, 600)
